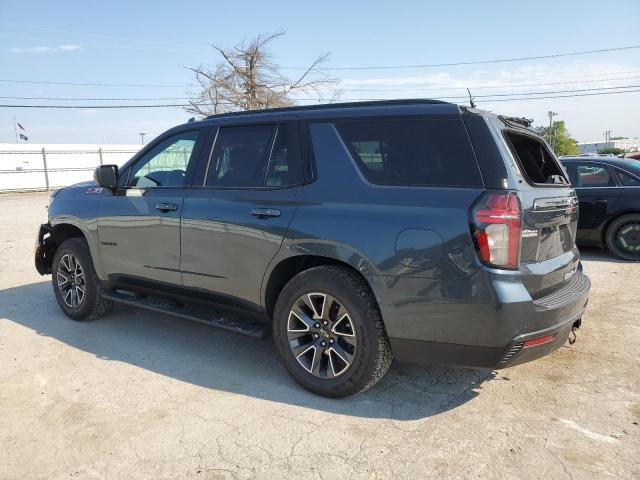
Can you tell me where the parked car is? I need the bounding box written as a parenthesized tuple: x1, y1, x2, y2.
(35, 100, 590, 397)
(560, 156, 640, 260)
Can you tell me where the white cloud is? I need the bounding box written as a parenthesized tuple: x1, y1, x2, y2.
(59, 44, 82, 51)
(9, 44, 83, 53)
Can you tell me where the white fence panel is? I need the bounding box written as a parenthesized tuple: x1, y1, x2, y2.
(0, 144, 141, 192)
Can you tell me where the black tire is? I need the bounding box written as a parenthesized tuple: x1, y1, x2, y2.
(51, 238, 113, 320)
(605, 213, 640, 261)
(273, 265, 393, 398)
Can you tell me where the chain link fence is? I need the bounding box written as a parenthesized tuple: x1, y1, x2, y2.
(0, 145, 141, 192)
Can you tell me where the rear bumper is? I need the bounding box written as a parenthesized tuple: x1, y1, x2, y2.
(387, 271, 590, 369)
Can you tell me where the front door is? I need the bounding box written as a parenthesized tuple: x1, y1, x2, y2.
(180, 122, 303, 311)
(97, 129, 204, 287)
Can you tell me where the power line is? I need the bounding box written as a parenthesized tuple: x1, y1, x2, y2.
(0, 96, 190, 101)
(480, 88, 640, 102)
(3, 79, 640, 103)
(335, 74, 640, 92)
(0, 104, 190, 109)
(339, 68, 640, 87)
(5, 22, 640, 72)
(284, 45, 640, 70)
(292, 84, 640, 101)
(461, 83, 640, 99)
(1, 87, 639, 109)
(0, 79, 190, 88)
(3, 69, 640, 91)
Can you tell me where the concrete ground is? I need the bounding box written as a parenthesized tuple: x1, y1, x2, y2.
(0, 192, 638, 480)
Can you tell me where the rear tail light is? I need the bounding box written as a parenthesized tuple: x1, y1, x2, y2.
(470, 191, 521, 269)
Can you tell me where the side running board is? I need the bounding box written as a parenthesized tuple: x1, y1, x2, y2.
(101, 290, 269, 339)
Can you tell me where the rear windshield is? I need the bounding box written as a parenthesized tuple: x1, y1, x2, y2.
(505, 131, 568, 185)
(334, 117, 483, 187)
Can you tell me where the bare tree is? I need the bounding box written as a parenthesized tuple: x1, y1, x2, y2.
(186, 32, 339, 116)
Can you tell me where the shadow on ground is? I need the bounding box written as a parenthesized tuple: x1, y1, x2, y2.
(0, 281, 495, 420)
(580, 246, 626, 263)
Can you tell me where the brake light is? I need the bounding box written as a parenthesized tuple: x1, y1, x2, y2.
(471, 191, 521, 269)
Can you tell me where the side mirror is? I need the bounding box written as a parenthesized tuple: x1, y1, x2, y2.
(94, 164, 119, 189)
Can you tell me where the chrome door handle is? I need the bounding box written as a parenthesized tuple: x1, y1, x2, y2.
(155, 202, 178, 212)
(250, 208, 281, 219)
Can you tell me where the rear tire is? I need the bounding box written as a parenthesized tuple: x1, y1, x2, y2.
(605, 213, 640, 261)
(273, 265, 392, 397)
(52, 238, 113, 320)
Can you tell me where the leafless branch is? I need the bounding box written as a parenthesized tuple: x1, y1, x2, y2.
(185, 32, 340, 116)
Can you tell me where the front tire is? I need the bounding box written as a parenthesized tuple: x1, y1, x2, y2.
(273, 265, 392, 397)
(605, 213, 640, 261)
(52, 238, 113, 320)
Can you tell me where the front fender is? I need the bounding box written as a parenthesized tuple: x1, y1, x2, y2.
(47, 186, 105, 279)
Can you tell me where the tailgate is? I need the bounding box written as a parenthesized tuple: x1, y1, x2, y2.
(520, 188, 579, 264)
(518, 187, 581, 298)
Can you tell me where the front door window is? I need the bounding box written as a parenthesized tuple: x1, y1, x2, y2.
(128, 131, 199, 188)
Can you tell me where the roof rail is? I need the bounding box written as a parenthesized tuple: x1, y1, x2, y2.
(205, 99, 453, 120)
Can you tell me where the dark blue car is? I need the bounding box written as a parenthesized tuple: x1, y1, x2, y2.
(560, 156, 640, 261)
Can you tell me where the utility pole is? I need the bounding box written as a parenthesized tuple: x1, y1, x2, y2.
(139, 132, 146, 145)
(547, 111, 558, 151)
(603, 130, 611, 147)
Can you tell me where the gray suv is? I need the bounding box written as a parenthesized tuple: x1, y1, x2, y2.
(35, 100, 590, 397)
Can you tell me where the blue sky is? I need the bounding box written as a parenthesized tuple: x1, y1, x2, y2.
(1, 0, 639, 144)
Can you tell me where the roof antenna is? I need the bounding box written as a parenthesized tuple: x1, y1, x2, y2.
(467, 88, 476, 108)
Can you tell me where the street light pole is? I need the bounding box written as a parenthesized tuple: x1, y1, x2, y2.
(139, 132, 146, 145)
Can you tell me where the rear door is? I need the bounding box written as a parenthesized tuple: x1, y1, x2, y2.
(97, 129, 204, 286)
(180, 121, 303, 311)
(563, 161, 621, 239)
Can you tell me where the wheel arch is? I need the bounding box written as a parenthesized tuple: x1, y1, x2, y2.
(262, 253, 384, 320)
(38, 221, 98, 275)
(51, 223, 86, 245)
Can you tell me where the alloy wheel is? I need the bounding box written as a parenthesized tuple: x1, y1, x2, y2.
(57, 253, 86, 308)
(615, 221, 640, 257)
(287, 292, 357, 379)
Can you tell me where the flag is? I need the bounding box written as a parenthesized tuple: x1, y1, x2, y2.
(17, 122, 25, 131)
(19, 133, 28, 141)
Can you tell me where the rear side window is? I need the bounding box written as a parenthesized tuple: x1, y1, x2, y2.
(564, 163, 614, 188)
(205, 123, 301, 188)
(334, 117, 482, 187)
(616, 169, 640, 186)
(505, 132, 568, 185)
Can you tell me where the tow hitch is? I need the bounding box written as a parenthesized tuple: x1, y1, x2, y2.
(568, 318, 581, 345)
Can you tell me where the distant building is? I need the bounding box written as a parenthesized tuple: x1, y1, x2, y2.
(577, 138, 640, 155)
